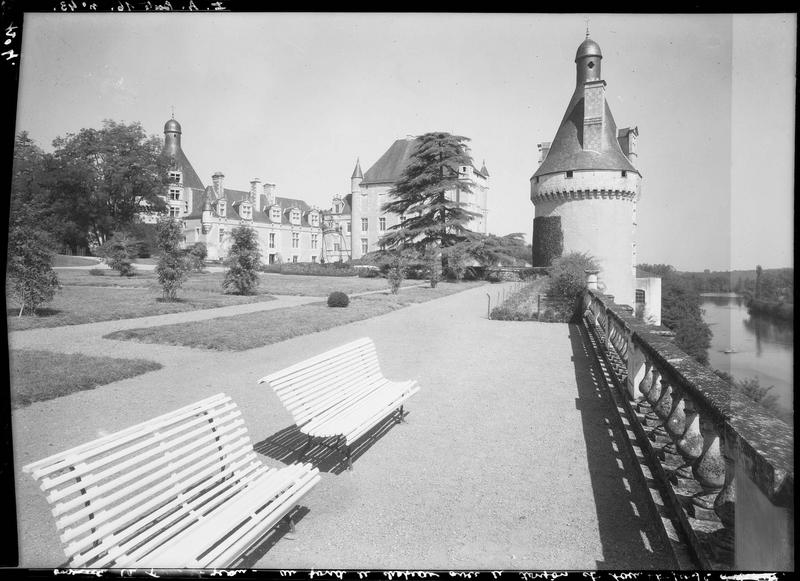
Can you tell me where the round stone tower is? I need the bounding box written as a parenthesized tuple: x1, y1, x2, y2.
(531, 35, 641, 307)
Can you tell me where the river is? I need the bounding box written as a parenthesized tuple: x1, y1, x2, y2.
(701, 293, 793, 416)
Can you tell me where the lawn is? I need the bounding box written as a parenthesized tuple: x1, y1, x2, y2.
(7, 269, 428, 331)
(104, 281, 486, 350)
(9, 350, 162, 409)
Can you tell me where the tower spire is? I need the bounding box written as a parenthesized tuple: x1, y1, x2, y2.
(585, 17, 590, 39)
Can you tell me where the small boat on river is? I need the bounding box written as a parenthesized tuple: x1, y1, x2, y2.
(723, 347, 737, 354)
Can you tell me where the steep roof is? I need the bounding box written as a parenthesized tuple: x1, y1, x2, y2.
(361, 138, 418, 185)
(185, 186, 316, 226)
(532, 87, 639, 178)
(173, 147, 205, 191)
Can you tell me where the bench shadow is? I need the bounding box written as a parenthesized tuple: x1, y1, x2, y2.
(567, 322, 675, 570)
(253, 414, 402, 475)
(234, 505, 311, 568)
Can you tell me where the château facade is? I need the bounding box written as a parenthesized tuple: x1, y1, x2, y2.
(155, 121, 490, 263)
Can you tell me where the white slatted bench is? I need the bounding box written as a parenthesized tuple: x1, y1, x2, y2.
(22, 393, 320, 569)
(258, 337, 420, 470)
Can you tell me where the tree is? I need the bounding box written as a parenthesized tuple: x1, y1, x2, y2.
(185, 242, 208, 272)
(223, 226, 262, 295)
(660, 274, 712, 365)
(548, 252, 599, 302)
(379, 132, 480, 258)
(6, 222, 61, 316)
(755, 264, 763, 299)
(155, 218, 189, 301)
(48, 120, 169, 249)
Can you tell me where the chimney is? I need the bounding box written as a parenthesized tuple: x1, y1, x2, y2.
(538, 142, 552, 164)
(250, 178, 263, 213)
(212, 172, 225, 197)
(582, 80, 606, 152)
(618, 127, 639, 164)
(264, 182, 276, 207)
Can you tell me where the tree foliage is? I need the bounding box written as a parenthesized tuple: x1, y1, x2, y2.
(98, 232, 140, 276)
(48, 120, 169, 248)
(379, 132, 480, 254)
(223, 226, 262, 295)
(6, 223, 61, 316)
(547, 252, 598, 302)
(660, 274, 712, 365)
(531, 216, 563, 267)
(155, 218, 189, 301)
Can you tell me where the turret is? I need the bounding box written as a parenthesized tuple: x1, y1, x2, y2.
(351, 158, 363, 193)
(163, 118, 182, 158)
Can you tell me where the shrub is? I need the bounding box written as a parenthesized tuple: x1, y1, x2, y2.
(98, 232, 140, 277)
(223, 226, 262, 295)
(6, 224, 61, 316)
(89, 268, 105, 276)
(185, 242, 207, 272)
(327, 291, 350, 307)
(386, 255, 406, 294)
(155, 218, 189, 301)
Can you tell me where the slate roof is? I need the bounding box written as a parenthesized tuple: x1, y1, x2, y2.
(362, 138, 488, 185)
(173, 148, 205, 191)
(361, 139, 418, 185)
(185, 186, 317, 226)
(532, 87, 639, 178)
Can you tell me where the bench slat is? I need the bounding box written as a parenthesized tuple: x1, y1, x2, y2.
(268, 345, 381, 391)
(259, 338, 374, 384)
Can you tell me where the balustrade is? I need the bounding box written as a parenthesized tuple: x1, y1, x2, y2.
(581, 288, 792, 570)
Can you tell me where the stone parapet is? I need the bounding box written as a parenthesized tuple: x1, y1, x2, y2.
(531, 169, 640, 204)
(583, 289, 794, 570)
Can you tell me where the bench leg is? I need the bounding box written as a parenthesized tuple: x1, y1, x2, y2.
(397, 405, 407, 424)
(288, 514, 296, 534)
(346, 445, 353, 471)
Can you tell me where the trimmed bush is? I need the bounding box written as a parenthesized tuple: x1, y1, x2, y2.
(531, 216, 563, 267)
(89, 269, 106, 276)
(327, 291, 350, 307)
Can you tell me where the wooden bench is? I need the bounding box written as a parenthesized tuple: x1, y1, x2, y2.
(258, 337, 420, 470)
(22, 393, 320, 569)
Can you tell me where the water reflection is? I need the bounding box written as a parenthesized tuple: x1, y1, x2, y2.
(701, 294, 793, 415)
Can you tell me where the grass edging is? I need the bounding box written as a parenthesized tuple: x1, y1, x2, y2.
(104, 282, 486, 351)
(10, 350, 163, 409)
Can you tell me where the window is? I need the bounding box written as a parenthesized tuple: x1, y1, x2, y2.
(269, 233, 275, 249)
(219, 228, 225, 243)
(534, 176, 539, 183)
(311, 255, 317, 263)
(290, 209, 301, 224)
(269, 253, 276, 264)
(361, 218, 368, 232)
(379, 217, 386, 232)
(218, 200, 226, 217)
(334, 242, 341, 251)
(292, 232, 300, 248)
(270, 206, 281, 222)
(310, 212, 319, 227)
(621, 170, 628, 177)
(240, 203, 252, 220)
(311, 234, 318, 249)
(168, 171, 182, 184)
(361, 238, 368, 255)
(169, 206, 180, 218)
(345, 221, 351, 234)
(635, 289, 646, 304)
(292, 255, 298, 263)
(566, 171, 573, 178)
(183, 201, 189, 213)
(169, 187, 182, 201)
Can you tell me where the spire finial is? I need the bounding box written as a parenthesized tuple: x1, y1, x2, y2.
(585, 17, 590, 39)
(171, 105, 175, 119)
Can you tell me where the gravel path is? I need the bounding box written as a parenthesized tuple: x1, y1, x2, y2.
(10, 282, 675, 570)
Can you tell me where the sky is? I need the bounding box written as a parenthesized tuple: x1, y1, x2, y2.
(12, 12, 796, 271)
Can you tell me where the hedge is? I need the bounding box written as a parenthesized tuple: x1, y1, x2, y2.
(531, 216, 563, 267)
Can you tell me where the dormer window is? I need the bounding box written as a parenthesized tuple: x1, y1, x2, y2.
(240, 202, 252, 220)
(621, 170, 627, 177)
(566, 171, 574, 178)
(218, 200, 226, 217)
(169, 187, 182, 201)
(270, 206, 281, 223)
(168, 171, 182, 184)
(290, 209, 301, 225)
(309, 212, 319, 227)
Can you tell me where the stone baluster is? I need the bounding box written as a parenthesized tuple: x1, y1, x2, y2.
(648, 377, 673, 444)
(627, 340, 646, 404)
(660, 383, 686, 466)
(690, 413, 726, 521)
(711, 433, 736, 563)
(643, 368, 663, 425)
(636, 359, 655, 414)
(673, 396, 703, 491)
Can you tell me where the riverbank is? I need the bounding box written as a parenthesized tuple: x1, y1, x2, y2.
(747, 298, 793, 322)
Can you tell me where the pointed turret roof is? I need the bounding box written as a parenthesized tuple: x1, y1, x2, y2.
(532, 37, 638, 178)
(480, 160, 490, 177)
(351, 158, 363, 179)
